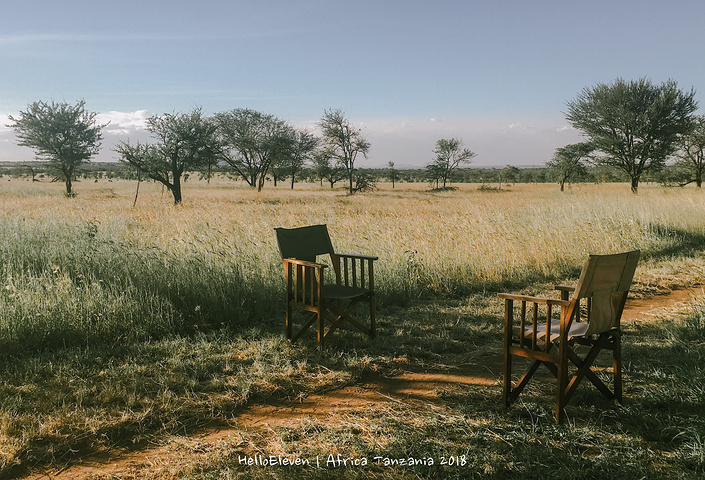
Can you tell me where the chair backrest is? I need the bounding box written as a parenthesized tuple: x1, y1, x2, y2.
(571, 250, 640, 335)
(274, 224, 335, 262)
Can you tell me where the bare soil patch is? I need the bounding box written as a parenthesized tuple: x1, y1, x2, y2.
(20, 287, 701, 480)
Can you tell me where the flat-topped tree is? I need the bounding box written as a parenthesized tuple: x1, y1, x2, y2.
(215, 109, 291, 192)
(566, 78, 698, 193)
(274, 128, 318, 189)
(9, 100, 105, 196)
(426, 138, 476, 189)
(547, 142, 593, 191)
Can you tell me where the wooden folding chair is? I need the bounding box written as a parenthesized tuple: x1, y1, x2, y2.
(274, 224, 377, 345)
(499, 250, 640, 423)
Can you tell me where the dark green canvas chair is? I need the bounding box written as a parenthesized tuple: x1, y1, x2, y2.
(274, 224, 377, 344)
(499, 250, 640, 423)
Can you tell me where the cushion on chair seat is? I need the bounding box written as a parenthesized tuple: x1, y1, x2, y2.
(513, 321, 591, 343)
(322, 284, 370, 300)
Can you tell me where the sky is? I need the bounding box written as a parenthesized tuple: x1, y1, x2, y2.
(1, 0, 705, 167)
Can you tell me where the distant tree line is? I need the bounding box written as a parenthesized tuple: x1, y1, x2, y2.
(2, 152, 697, 193)
(6, 77, 705, 199)
(0, 159, 649, 187)
(6, 101, 374, 203)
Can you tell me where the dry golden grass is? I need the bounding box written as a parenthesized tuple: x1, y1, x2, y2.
(1, 177, 705, 478)
(3, 176, 704, 297)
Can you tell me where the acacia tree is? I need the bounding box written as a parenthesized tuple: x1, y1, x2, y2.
(546, 142, 592, 191)
(387, 161, 397, 188)
(215, 109, 290, 192)
(566, 78, 698, 193)
(676, 115, 705, 187)
(199, 146, 221, 184)
(500, 165, 520, 185)
(313, 150, 346, 188)
(9, 100, 105, 196)
(426, 138, 476, 189)
(116, 108, 219, 204)
(319, 109, 370, 194)
(275, 128, 318, 189)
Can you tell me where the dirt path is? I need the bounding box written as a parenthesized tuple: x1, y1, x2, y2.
(20, 287, 701, 479)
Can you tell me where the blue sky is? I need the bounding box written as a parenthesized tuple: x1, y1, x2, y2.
(2, 0, 704, 167)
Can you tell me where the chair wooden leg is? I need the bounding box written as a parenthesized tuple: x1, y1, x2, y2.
(556, 341, 569, 424)
(509, 360, 542, 404)
(503, 351, 512, 408)
(613, 331, 622, 402)
(503, 299, 513, 407)
(369, 293, 376, 338)
(317, 308, 324, 345)
(323, 296, 376, 339)
(285, 302, 293, 340)
(322, 310, 343, 340)
(567, 344, 614, 399)
(291, 313, 318, 343)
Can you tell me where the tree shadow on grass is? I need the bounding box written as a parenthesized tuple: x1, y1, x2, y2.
(643, 224, 705, 261)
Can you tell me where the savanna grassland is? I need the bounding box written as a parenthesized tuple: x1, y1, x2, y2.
(0, 177, 704, 479)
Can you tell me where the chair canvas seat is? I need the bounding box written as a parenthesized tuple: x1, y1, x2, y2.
(499, 250, 640, 423)
(323, 284, 371, 300)
(293, 284, 370, 303)
(512, 321, 591, 344)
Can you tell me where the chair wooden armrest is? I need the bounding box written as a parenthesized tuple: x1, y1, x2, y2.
(554, 285, 575, 292)
(499, 293, 571, 356)
(497, 293, 569, 307)
(334, 253, 379, 261)
(554, 285, 575, 301)
(282, 258, 326, 310)
(331, 253, 376, 290)
(281, 257, 328, 269)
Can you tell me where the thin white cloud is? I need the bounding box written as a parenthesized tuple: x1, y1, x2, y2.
(0, 33, 199, 45)
(98, 110, 151, 135)
(0, 110, 156, 162)
(0, 27, 312, 47)
(508, 122, 536, 131)
(358, 116, 583, 167)
(0, 114, 13, 132)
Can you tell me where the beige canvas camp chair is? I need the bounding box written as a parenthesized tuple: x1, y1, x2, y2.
(498, 250, 640, 423)
(275, 224, 377, 345)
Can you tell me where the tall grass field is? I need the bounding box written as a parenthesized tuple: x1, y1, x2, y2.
(0, 177, 704, 478)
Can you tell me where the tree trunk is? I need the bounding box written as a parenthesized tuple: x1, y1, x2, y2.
(697, 172, 702, 188)
(348, 170, 354, 195)
(133, 171, 141, 208)
(172, 174, 182, 204)
(291, 174, 295, 189)
(560, 180, 565, 192)
(630, 176, 639, 194)
(65, 177, 73, 196)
